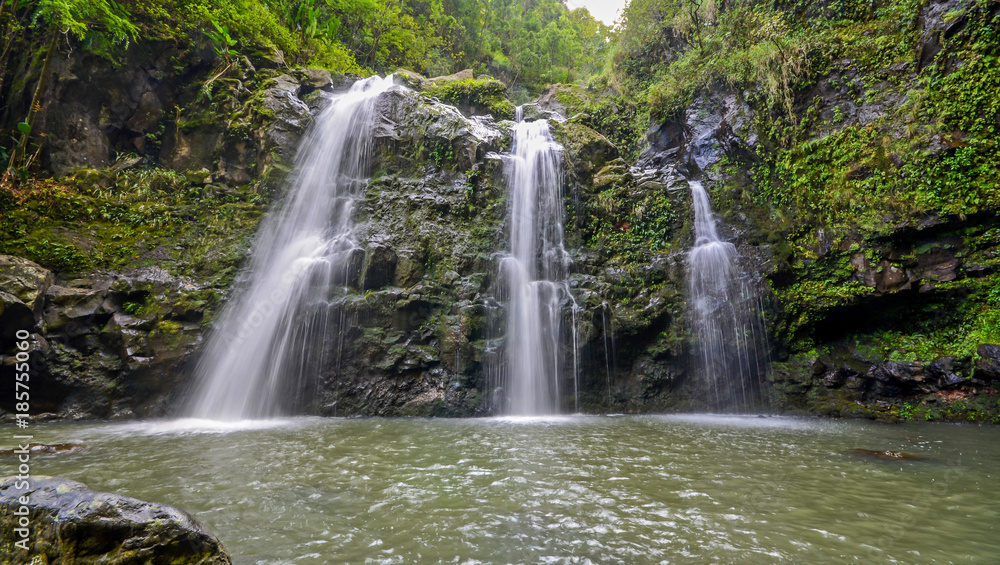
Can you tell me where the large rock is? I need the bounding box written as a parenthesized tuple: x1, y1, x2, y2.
(256, 74, 313, 172)
(975, 344, 1000, 381)
(294, 67, 335, 93)
(550, 120, 618, 185)
(926, 356, 965, 388)
(161, 124, 223, 174)
(392, 68, 426, 90)
(419, 74, 515, 120)
(373, 88, 507, 172)
(360, 243, 398, 290)
(0, 255, 53, 318)
(917, 0, 966, 68)
(638, 86, 756, 174)
(0, 256, 51, 342)
(0, 291, 34, 343)
(425, 68, 474, 87)
(42, 285, 111, 334)
(534, 84, 572, 117)
(0, 476, 231, 564)
(865, 361, 927, 396)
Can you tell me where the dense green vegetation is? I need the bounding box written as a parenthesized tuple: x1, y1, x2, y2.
(0, 0, 609, 88)
(0, 0, 610, 181)
(0, 167, 265, 282)
(592, 0, 1000, 364)
(603, 0, 999, 225)
(422, 77, 516, 119)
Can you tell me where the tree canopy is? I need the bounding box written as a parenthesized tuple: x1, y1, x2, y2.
(1, 0, 611, 92)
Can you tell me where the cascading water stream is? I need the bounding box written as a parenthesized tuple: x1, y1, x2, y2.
(687, 180, 768, 412)
(185, 76, 396, 420)
(497, 109, 577, 415)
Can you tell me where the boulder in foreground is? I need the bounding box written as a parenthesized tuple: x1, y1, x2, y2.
(0, 476, 231, 564)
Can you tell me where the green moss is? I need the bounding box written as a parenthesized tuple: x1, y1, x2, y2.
(585, 183, 680, 264)
(21, 237, 91, 274)
(0, 167, 265, 283)
(856, 273, 1000, 362)
(775, 279, 870, 347)
(544, 84, 647, 161)
(422, 78, 515, 120)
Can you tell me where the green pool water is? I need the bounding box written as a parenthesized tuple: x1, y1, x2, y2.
(9, 415, 999, 564)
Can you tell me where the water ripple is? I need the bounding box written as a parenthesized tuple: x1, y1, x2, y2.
(6, 416, 999, 564)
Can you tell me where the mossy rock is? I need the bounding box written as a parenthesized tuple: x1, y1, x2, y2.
(392, 68, 427, 90)
(0, 476, 231, 564)
(423, 77, 515, 120)
(536, 83, 598, 117)
(550, 120, 618, 184)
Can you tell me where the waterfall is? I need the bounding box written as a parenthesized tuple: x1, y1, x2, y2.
(686, 180, 768, 412)
(496, 110, 577, 415)
(185, 76, 396, 420)
(601, 303, 615, 407)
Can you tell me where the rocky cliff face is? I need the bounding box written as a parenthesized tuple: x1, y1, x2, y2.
(616, 0, 1000, 421)
(1, 255, 210, 418)
(0, 43, 354, 418)
(619, 72, 1000, 420)
(2, 4, 998, 422)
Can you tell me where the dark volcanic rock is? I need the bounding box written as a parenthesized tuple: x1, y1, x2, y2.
(927, 356, 964, 388)
(42, 285, 111, 334)
(551, 120, 618, 186)
(637, 86, 756, 175)
(918, 0, 965, 69)
(0, 259, 214, 419)
(1, 41, 218, 175)
(0, 256, 53, 343)
(0, 476, 230, 564)
(683, 89, 756, 173)
(295, 67, 335, 93)
(866, 362, 926, 396)
(360, 243, 398, 290)
(256, 74, 313, 170)
(373, 87, 507, 173)
(0, 291, 34, 343)
(974, 344, 1000, 381)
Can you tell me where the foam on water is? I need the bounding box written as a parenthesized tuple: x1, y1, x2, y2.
(655, 413, 836, 431)
(102, 418, 305, 436)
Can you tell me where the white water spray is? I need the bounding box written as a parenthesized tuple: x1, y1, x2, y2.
(497, 110, 577, 415)
(687, 180, 768, 412)
(186, 76, 396, 420)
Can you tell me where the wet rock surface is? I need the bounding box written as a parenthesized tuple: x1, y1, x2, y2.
(975, 344, 1000, 381)
(0, 476, 230, 565)
(0, 58, 359, 420)
(3, 26, 999, 421)
(0, 256, 53, 317)
(0, 256, 214, 419)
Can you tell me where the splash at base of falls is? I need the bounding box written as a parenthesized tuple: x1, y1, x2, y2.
(687, 180, 769, 412)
